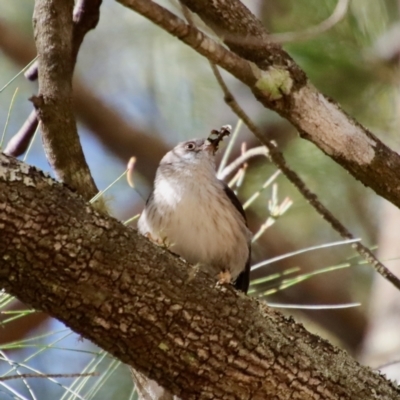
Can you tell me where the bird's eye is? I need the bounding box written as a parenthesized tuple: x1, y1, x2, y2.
(185, 142, 196, 151)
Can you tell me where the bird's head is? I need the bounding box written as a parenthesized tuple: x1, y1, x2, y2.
(159, 139, 217, 173)
(157, 125, 231, 178)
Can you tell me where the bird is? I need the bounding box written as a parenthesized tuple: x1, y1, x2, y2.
(137, 134, 252, 293)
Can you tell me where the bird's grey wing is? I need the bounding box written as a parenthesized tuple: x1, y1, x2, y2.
(222, 183, 251, 294)
(222, 182, 246, 221)
(234, 252, 251, 294)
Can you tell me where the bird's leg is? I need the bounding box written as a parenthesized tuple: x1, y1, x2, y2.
(144, 232, 171, 249)
(217, 270, 232, 286)
(144, 232, 161, 244)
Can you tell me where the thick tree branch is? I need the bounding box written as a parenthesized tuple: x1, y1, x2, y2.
(1, 154, 399, 400)
(11, 0, 103, 167)
(117, 0, 400, 210)
(26, 0, 103, 81)
(32, 0, 99, 200)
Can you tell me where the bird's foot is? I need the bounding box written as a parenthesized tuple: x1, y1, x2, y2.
(217, 270, 232, 286)
(145, 233, 170, 249)
(145, 232, 161, 243)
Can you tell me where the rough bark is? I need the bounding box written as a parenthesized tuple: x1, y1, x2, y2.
(25, 0, 103, 81)
(117, 0, 400, 210)
(1, 153, 399, 400)
(7, 0, 103, 166)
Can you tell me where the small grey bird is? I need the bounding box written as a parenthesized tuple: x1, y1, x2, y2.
(138, 136, 252, 293)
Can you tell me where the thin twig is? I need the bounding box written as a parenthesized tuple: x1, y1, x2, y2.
(210, 62, 400, 291)
(218, 146, 268, 180)
(0, 372, 97, 381)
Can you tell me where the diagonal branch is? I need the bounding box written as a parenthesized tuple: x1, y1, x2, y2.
(116, 0, 400, 211)
(209, 62, 400, 291)
(1, 154, 399, 399)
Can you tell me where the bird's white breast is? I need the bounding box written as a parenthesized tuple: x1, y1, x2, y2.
(138, 174, 250, 281)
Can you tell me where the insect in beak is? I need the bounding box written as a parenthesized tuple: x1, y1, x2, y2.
(206, 125, 232, 154)
(204, 140, 218, 154)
